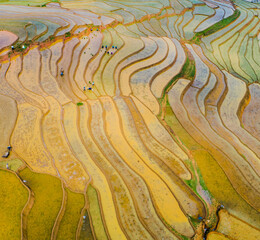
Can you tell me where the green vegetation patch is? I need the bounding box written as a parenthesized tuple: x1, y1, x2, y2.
(49, 35, 55, 41)
(77, 102, 84, 106)
(0, 169, 29, 239)
(196, 9, 240, 37)
(159, 55, 195, 103)
(57, 188, 85, 240)
(19, 167, 63, 240)
(86, 185, 108, 240)
(190, 35, 201, 45)
(164, 100, 200, 149)
(178, 52, 195, 80)
(0, 159, 24, 172)
(65, 31, 71, 38)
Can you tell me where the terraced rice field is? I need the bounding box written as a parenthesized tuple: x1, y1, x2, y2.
(0, 0, 259, 239)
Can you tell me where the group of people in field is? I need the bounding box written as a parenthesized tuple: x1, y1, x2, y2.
(2, 146, 12, 159)
(60, 68, 95, 91)
(59, 38, 119, 92)
(84, 81, 95, 91)
(101, 44, 118, 55)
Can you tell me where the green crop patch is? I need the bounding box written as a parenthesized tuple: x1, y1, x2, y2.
(86, 185, 108, 240)
(0, 169, 29, 240)
(0, 159, 24, 172)
(159, 55, 194, 102)
(196, 9, 240, 37)
(19, 168, 63, 240)
(180, 56, 196, 80)
(163, 102, 200, 150)
(57, 188, 85, 240)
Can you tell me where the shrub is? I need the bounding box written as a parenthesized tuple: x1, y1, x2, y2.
(65, 32, 71, 38)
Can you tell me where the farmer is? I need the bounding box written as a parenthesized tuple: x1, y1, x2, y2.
(2, 151, 9, 158)
(83, 86, 86, 91)
(60, 68, 64, 77)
